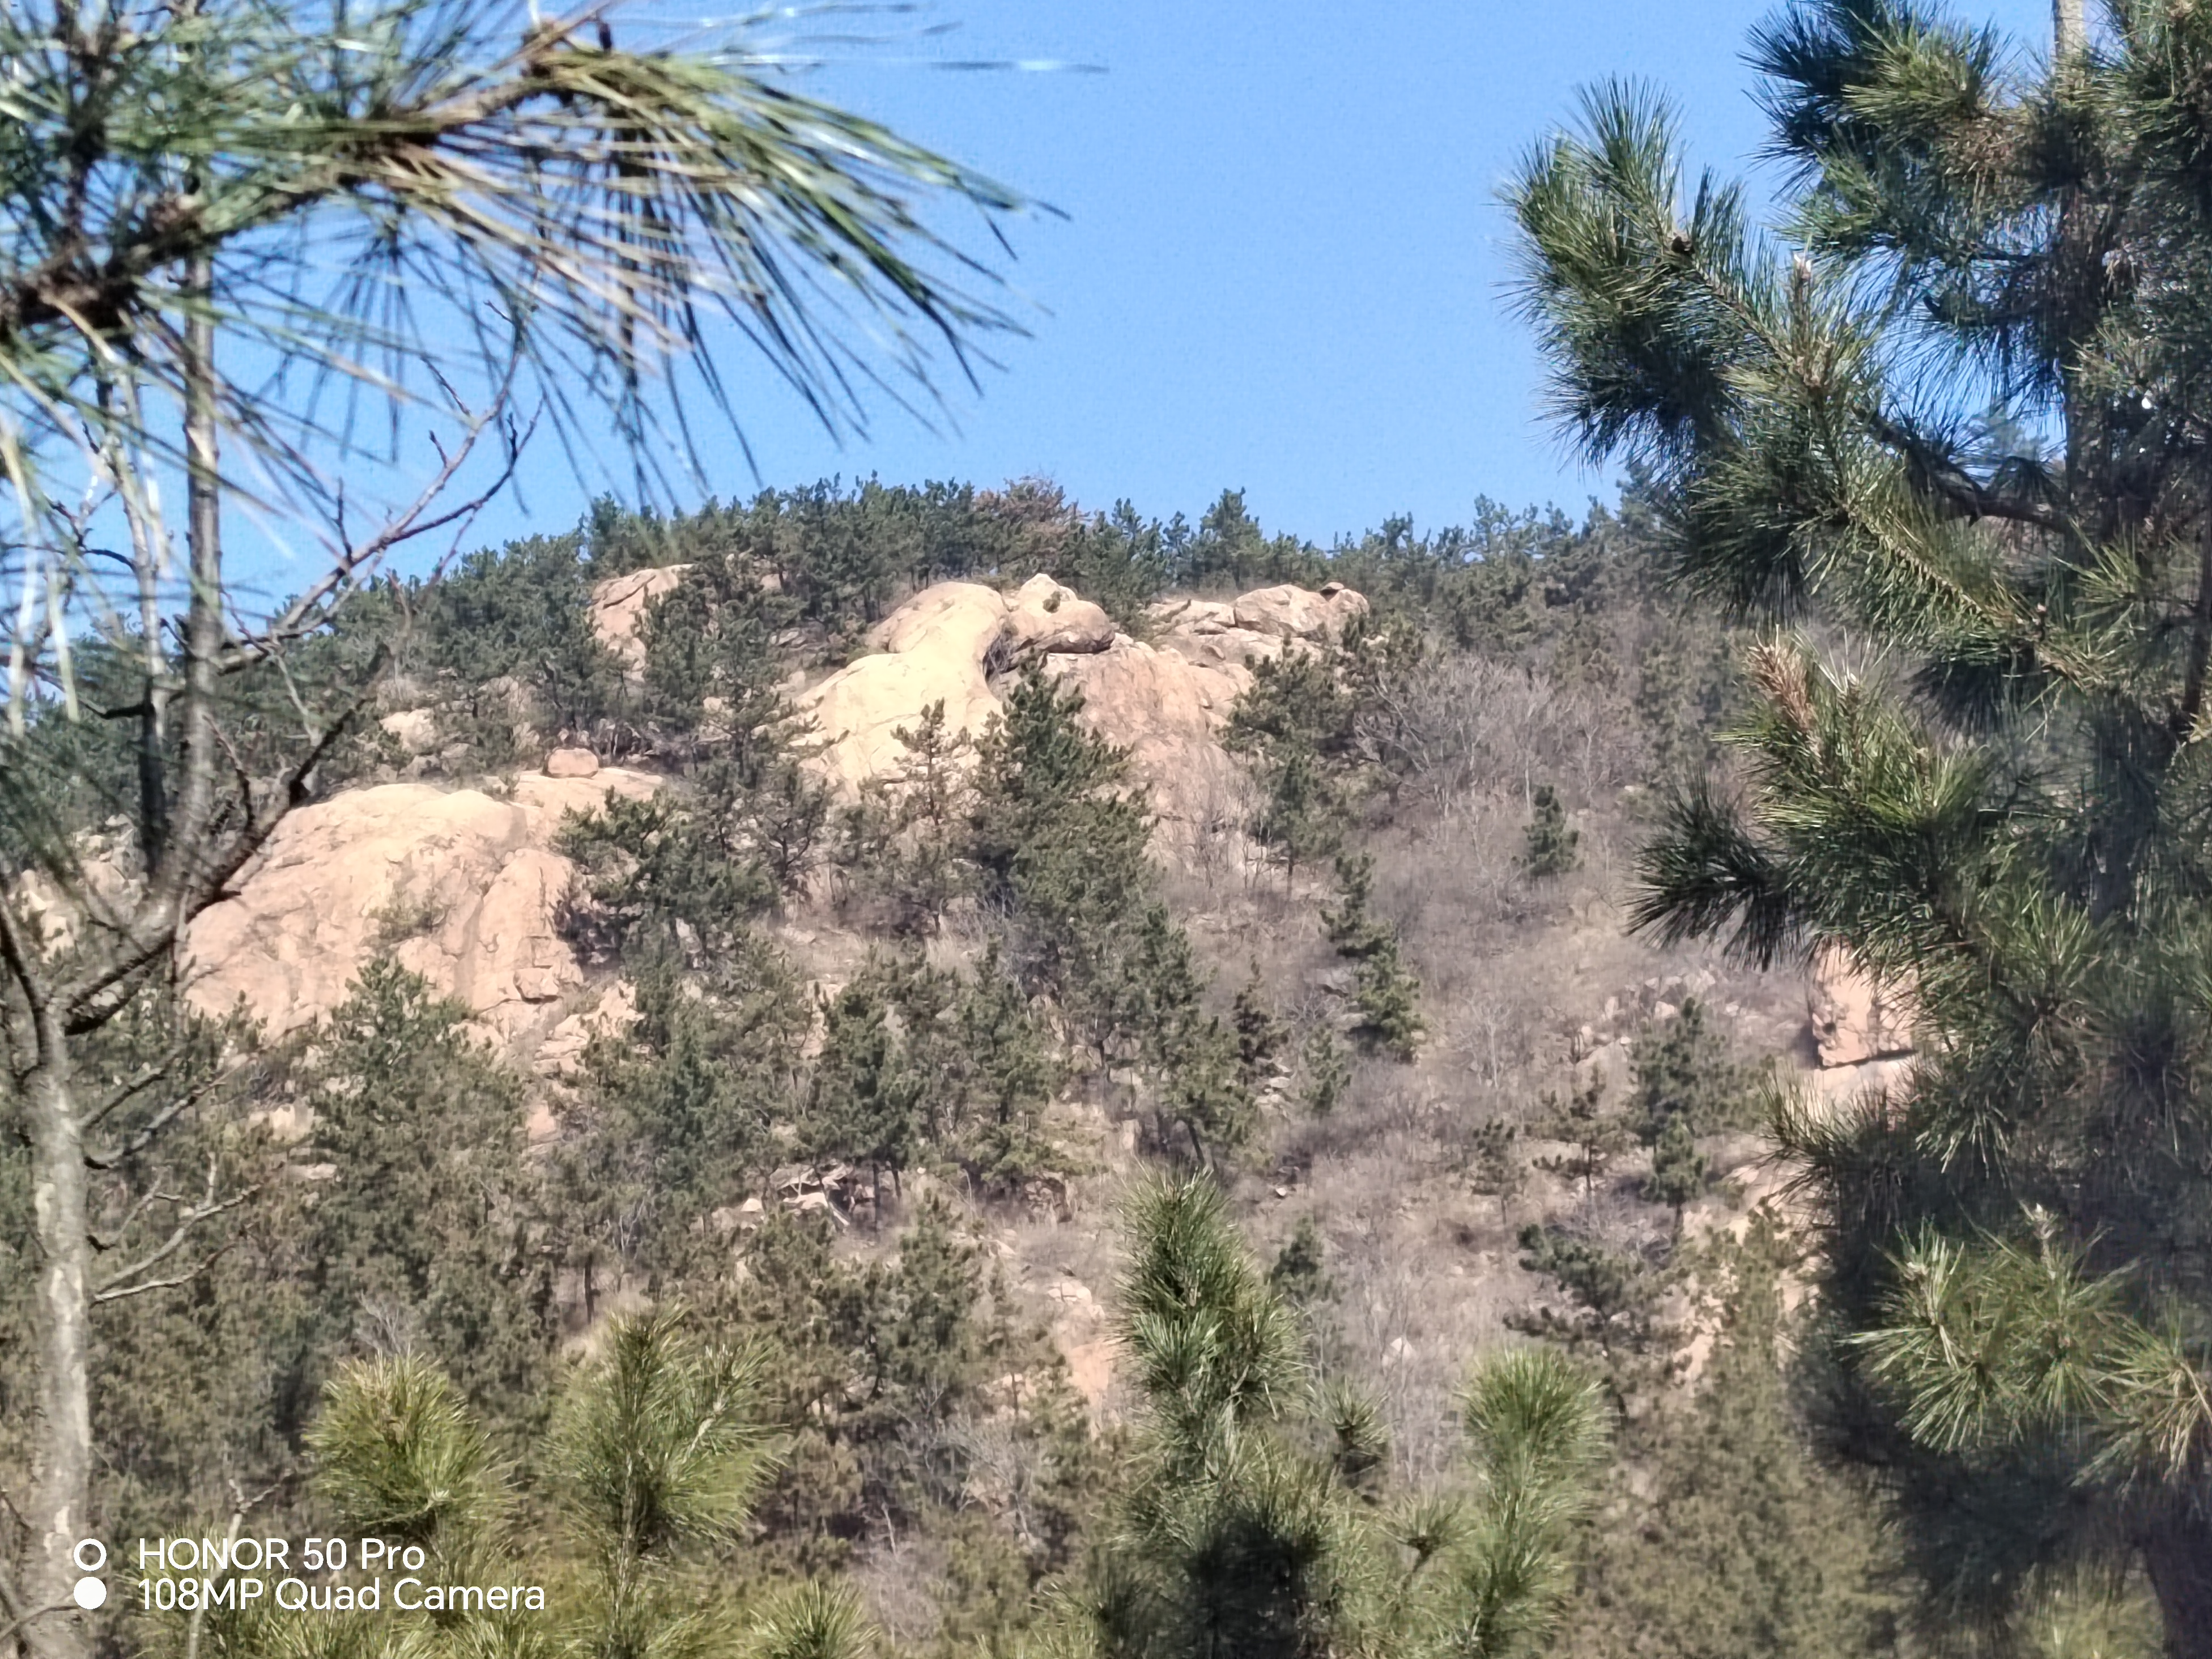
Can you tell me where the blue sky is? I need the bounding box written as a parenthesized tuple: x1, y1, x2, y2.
(414, 0, 2058, 563)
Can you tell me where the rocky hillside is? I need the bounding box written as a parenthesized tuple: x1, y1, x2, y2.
(5, 484, 1939, 1659)
(178, 571, 1373, 1065)
(155, 555, 1895, 1435)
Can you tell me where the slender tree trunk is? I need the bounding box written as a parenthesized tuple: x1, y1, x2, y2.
(169, 262, 224, 892)
(22, 1025, 90, 1659)
(2053, 0, 2085, 61)
(19, 264, 222, 1659)
(2142, 1507, 2212, 1659)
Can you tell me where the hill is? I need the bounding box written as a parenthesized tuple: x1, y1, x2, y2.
(0, 480, 1932, 1659)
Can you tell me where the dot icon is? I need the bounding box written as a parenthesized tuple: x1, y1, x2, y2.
(72, 1577, 105, 1610)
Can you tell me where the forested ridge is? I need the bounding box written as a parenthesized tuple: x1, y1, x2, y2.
(9, 473, 2017, 1659)
(7, 0, 2212, 1655)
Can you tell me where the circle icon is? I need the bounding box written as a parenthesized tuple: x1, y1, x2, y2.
(71, 1540, 106, 1573)
(72, 1577, 106, 1610)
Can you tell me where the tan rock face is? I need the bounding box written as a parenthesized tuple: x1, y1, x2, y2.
(803, 577, 1359, 831)
(1230, 582, 1369, 642)
(181, 576, 1358, 1047)
(1147, 597, 1278, 674)
(1005, 573, 1114, 658)
(863, 580, 1008, 659)
(1044, 640, 1251, 831)
(806, 650, 1003, 796)
(184, 767, 658, 1041)
(589, 565, 689, 665)
(1808, 946, 1915, 1067)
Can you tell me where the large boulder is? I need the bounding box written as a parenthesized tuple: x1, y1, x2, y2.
(802, 576, 1364, 833)
(863, 580, 1009, 659)
(1044, 640, 1250, 832)
(1005, 573, 1115, 658)
(1147, 598, 1275, 673)
(184, 765, 659, 1041)
(377, 707, 440, 755)
(806, 580, 1113, 794)
(589, 565, 689, 666)
(807, 582, 1010, 793)
(1230, 582, 1368, 643)
(805, 650, 1003, 796)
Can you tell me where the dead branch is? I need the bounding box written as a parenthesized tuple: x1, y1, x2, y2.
(88, 1160, 259, 1303)
(224, 384, 531, 671)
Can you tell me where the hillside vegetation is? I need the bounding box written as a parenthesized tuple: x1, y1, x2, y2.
(1, 477, 2006, 1659)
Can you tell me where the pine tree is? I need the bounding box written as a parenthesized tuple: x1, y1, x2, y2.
(1298, 1027, 1351, 1118)
(1644, 1113, 1707, 1237)
(1513, 2, 2212, 1640)
(1047, 1175, 1609, 1659)
(1267, 1215, 1338, 1308)
(1252, 745, 1347, 892)
(1515, 1223, 1662, 1360)
(1552, 1220, 1912, 1659)
(1532, 1071, 1631, 1203)
(1116, 907, 1256, 1166)
(952, 953, 1066, 1188)
(808, 980, 922, 1225)
(1232, 965, 1290, 1096)
(189, 1312, 803, 1659)
(1226, 645, 1359, 890)
(1322, 854, 1424, 1061)
(1626, 997, 1747, 1143)
(1466, 1116, 1526, 1222)
(1520, 783, 1581, 878)
(291, 962, 555, 1420)
(838, 699, 977, 934)
(969, 665, 1154, 1008)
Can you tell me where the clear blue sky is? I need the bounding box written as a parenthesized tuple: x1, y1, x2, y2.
(446, 0, 2057, 556)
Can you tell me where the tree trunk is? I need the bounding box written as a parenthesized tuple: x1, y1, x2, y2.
(2144, 1507, 2212, 1659)
(15, 258, 222, 1659)
(168, 262, 224, 889)
(22, 1040, 91, 1659)
(2053, 0, 2085, 60)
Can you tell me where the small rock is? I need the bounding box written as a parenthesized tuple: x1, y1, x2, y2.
(1274, 1185, 1291, 1199)
(545, 747, 600, 779)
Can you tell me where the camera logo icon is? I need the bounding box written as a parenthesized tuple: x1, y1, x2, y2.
(71, 1539, 106, 1609)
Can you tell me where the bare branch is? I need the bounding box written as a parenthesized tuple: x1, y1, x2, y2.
(81, 1041, 195, 1131)
(89, 1159, 259, 1301)
(0, 1605, 72, 1651)
(224, 378, 531, 669)
(60, 642, 389, 1037)
(1862, 406, 2070, 533)
(84, 1054, 252, 1169)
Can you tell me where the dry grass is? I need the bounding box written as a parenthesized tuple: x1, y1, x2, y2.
(775, 624, 1818, 1506)
(1163, 679, 1812, 1482)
